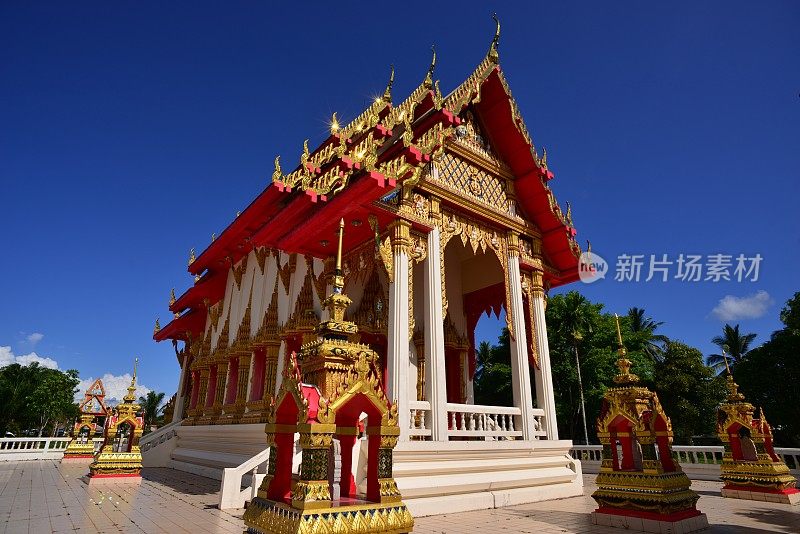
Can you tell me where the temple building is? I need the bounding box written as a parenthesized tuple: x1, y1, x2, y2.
(154, 23, 585, 515)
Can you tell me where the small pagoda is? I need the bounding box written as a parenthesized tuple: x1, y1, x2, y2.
(717, 367, 799, 504)
(88, 360, 144, 481)
(243, 219, 414, 534)
(63, 378, 108, 460)
(591, 316, 707, 532)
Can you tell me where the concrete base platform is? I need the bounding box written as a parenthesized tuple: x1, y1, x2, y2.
(722, 486, 800, 505)
(392, 439, 583, 517)
(87, 474, 142, 485)
(591, 511, 709, 533)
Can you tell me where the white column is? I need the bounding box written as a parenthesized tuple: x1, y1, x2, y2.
(173, 350, 190, 423)
(424, 226, 448, 441)
(507, 239, 537, 441)
(387, 221, 411, 439)
(532, 288, 559, 439)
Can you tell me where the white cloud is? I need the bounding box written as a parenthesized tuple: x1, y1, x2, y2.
(75, 374, 152, 406)
(711, 290, 773, 321)
(0, 346, 59, 369)
(26, 332, 44, 346)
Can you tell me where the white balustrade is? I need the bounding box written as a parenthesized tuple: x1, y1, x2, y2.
(139, 420, 181, 454)
(0, 437, 104, 461)
(408, 400, 432, 438)
(570, 444, 800, 479)
(445, 403, 525, 440)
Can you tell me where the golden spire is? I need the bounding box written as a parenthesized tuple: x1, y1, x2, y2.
(330, 113, 340, 135)
(586, 240, 592, 256)
(124, 358, 138, 403)
(383, 64, 395, 102)
(425, 45, 437, 87)
(188, 248, 196, 266)
(721, 345, 732, 376)
(169, 288, 176, 307)
(301, 139, 310, 164)
(613, 313, 639, 385)
(153, 318, 161, 336)
(334, 218, 345, 292)
(541, 146, 548, 169)
(489, 13, 501, 62)
(565, 201, 573, 226)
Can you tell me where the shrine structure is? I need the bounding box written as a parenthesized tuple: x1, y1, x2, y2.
(63, 378, 108, 460)
(88, 360, 144, 481)
(591, 316, 708, 533)
(717, 369, 799, 504)
(154, 19, 584, 515)
(243, 220, 414, 533)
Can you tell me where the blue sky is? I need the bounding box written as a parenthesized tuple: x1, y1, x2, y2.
(1, 2, 798, 398)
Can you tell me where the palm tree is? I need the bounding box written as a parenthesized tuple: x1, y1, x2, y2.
(708, 324, 757, 374)
(138, 391, 166, 430)
(627, 307, 669, 361)
(561, 292, 593, 445)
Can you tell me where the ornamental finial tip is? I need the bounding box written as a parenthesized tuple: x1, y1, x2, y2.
(330, 113, 340, 134)
(154, 318, 161, 335)
(489, 13, 501, 61)
(169, 288, 176, 307)
(425, 45, 437, 86)
(383, 64, 394, 102)
(188, 248, 195, 266)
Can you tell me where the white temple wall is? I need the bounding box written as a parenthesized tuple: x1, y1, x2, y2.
(443, 243, 467, 337)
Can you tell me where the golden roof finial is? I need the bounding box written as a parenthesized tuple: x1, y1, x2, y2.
(425, 45, 437, 87)
(613, 313, 639, 385)
(211, 232, 216, 242)
(330, 113, 340, 135)
(383, 64, 395, 102)
(169, 288, 176, 307)
(188, 248, 196, 266)
(124, 358, 139, 403)
(153, 318, 161, 335)
(301, 139, 310, 164)
(541, 146, 548, 169)
(586, 239, 592, 256)
(721, 345, 732, 376)
(489, 13, 501, 62)
(272, 155, 282, 183)
(565, 201, 573, 226)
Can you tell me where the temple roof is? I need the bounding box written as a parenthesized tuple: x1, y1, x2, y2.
(156, 30, 581, 343)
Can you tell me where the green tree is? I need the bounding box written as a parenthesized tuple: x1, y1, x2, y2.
(627, 307, 668, 361)
(707, 324, 756, 374)
(546, 292, 654, 443)
(734, 292, 800, 446)
(28, 368, 80, 436)
(139, 391, 166, 431)
(652, 341, 726, 443)
(474, 334, 513, 407)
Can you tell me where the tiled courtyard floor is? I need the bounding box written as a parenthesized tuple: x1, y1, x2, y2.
(1, 461, 798, 533)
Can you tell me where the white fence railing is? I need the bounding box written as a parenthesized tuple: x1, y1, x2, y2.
(408, 403, 548, 440)
(0, 437, 104, 461)
(570, 444, 800, 479)
(140, 420, 181, 454)
(446, 403, 523, 440)
(218, 438, 303, 510)
(409, 400, 432, 438)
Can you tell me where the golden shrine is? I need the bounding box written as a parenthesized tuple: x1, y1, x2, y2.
(63, 378, 108, 460)
(242, 220, 414, 534)
(590, 317, 708, 532)
(88, 360, 145, 480)
(154, 17, 586, 517)
(717, 371, 799, 505)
